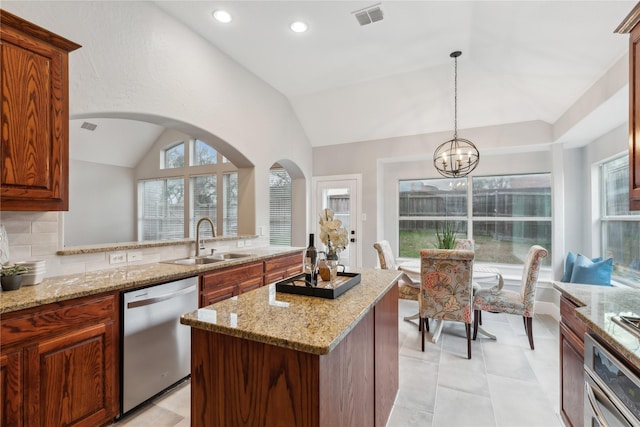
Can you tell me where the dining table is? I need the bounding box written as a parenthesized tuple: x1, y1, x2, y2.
(398, 260, 502, 343)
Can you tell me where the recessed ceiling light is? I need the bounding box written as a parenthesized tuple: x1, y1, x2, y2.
(290, 21, 308, 33)
(212, 9, 232, 24)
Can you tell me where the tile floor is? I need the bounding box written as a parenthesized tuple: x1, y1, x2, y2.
(112, 299, 564, 427)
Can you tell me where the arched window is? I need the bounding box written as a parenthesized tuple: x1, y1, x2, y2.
(162, 141, 184, 169)
(139, 138, 237, 240)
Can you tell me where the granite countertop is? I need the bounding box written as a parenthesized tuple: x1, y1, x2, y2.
(181, 268, 402, 355)
(554, 282, 640, 368)
(0, 247, 303, 315)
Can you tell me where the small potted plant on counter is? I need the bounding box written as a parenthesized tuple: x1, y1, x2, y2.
(1, 263, 28, 291)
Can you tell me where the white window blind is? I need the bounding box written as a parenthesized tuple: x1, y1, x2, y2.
(269, 168, 292, 246)
(223, 172, 238, 236)
(138, 178, 184, 240)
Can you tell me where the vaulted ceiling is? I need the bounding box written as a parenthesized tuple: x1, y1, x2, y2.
(71, 1, 636, 165)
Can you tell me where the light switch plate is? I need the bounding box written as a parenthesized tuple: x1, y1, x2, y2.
(237, 240, 245, 248)
(127, 251, 143, 262)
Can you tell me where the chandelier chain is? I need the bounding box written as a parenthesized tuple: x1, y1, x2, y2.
(453, 54, 458, 139)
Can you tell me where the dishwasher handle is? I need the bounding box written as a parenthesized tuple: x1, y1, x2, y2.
(126, 285, 196, 309)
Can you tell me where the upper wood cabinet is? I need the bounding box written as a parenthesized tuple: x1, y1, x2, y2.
(0, 9, 80, 211)
(617, 3, 640, 210)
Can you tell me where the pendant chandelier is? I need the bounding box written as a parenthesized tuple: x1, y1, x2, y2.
(433, 51, 480, 178)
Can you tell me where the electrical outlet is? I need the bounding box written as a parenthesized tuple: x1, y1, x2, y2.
(127, 251, 143, 262)
(109, 253, 126, 264)
(237, 240, 245, 248)
(245, 239, 253, 247)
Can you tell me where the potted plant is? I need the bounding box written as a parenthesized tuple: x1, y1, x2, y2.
(1, 263, 28, 291)
(435, 221, 457, 249)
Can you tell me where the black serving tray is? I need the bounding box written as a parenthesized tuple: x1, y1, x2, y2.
(275, 272, 361, 299)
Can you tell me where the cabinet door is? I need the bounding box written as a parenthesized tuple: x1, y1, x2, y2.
(0, 350, 22, 427)
(24, 322, 116, 427)
(0, 10, 80, 211)
(237, 276, 263, 294)
(559, 322, 584, 427)
(201, 284, 236, 306)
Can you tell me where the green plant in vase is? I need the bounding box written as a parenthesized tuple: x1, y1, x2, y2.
(1, 263, 28, 291)
(435, 221, 457, 249)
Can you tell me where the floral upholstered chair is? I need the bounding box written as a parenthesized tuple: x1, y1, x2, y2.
(453, 238, 474, 251)
(419, 248, 474, 359)
(373, 240, 420, 301)
(472, 245, 548, 350)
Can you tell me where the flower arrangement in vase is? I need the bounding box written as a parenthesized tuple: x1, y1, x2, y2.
(318, 208, 349, 260)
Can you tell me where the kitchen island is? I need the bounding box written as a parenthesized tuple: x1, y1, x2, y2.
(181, 268, 402, 427)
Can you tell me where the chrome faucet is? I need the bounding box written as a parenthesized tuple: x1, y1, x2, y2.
(195, 217, 216, 257)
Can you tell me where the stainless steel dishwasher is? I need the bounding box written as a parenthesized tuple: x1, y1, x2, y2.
(121, 276, 198, 415)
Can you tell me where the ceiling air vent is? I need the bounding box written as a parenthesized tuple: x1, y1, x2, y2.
(353, 3, 384, 26)
(80, 121, 97, 131)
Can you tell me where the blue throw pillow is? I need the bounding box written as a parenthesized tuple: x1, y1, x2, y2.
(562, 252, 603, 282)
(570, 254, 613, 286)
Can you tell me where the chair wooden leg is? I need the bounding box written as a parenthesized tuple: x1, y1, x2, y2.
(524, 316, 535, 350)
(421, 317, 425, 352)
(479, 310, 482, 325)
(425, 318, 430, 332)
(473, 310, 480, 340)
(466, 323, 472, 359)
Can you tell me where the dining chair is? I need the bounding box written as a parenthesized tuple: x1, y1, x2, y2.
(419, 248, 474, 359)
(373, 240, 428, 330)
(472, 245, 548, 350)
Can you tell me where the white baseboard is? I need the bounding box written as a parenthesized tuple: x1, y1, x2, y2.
(535, 301, 560, 321)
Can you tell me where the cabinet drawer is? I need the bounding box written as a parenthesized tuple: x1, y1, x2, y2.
(201, 262, 263, 291)
(264, 253, 303, 274)
(1, 293, 116, 348)
(560, 296, 587, 341)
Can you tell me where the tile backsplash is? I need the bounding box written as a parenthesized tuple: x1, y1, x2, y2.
(0, 211, 268, 278)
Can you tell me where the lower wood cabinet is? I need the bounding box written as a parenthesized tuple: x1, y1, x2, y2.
(200, 252, 303, 307)
(0, 293, 118, 427)
(264, 252, 303, 285)
(559, 296, 587, 427)
(200, 261, 263, 307)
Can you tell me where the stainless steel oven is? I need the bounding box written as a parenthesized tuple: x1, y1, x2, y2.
(584, 334, 640, 427)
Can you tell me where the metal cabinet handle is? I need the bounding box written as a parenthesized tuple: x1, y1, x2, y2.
(585, 380, 612, 427)
(127, 286, 196, 309)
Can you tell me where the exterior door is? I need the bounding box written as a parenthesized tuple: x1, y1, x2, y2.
(313, 176, 361, 268)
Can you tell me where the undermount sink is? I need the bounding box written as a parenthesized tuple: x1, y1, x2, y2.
(219, 252, 255, 259)
(161, 253, 255, 266)
(161, 257, 225, 266)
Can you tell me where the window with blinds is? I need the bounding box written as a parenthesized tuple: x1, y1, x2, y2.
(138, 178, 184, 240)
(269, 168, 292, 245)
(223, 172, 238, 236)
(190, 175, 217, 238)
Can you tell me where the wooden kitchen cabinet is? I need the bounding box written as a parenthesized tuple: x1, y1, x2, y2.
(0, 292, 119, 427)
(0, 9, 80, 211)
(616, 4, 640, 210)
(263, 252, 303, 285)
(559, 296, 588, 427)
(199, 253, 303, 307)
(200, 261, 263, 307)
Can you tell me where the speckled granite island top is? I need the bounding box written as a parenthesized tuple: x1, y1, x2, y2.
(181, 268, 402, 355)
(554, 282, 640, 367)
(0, 247, 302, 314)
